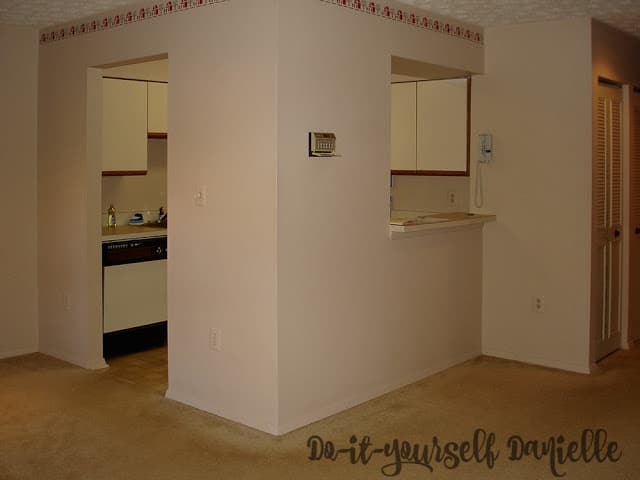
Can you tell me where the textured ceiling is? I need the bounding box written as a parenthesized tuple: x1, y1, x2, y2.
(0, 0, 639, 40)
(0, 0, 134, 27)
(398, 0, 640, 38)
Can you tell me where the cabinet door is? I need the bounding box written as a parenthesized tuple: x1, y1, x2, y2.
(416, 79, 468, 173)
(102, 78, 148, 175)
(391, 82, 417, 172)
(147, 82, 168, 134)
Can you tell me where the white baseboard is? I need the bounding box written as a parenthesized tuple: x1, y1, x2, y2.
(165, 350, 481, 437)
(38, 345, 107, 370)
(0, 346, 38, 360)
(165, 387, 279, 436)
(84, 357, 109, 370)
(276, 349, 482, 436)
(482, 347, 590, 374)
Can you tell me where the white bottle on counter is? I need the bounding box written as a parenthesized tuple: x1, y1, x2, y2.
(107, 204, 117, 227)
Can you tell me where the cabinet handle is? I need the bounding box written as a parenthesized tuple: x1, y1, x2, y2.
(636, 227, 640, 236)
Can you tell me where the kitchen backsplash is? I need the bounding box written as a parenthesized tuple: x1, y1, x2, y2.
(391, 175, 470, 213)
(102, 138, 167, 225)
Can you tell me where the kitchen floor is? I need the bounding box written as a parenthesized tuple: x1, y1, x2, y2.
(104, 346, 167, 395)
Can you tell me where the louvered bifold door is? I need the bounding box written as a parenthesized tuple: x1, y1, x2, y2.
(629, 88, 640, 342)
(593, 83, 624, 361)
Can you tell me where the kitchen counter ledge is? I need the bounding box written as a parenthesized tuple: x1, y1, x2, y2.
(102, 224, 167, 241)
(389, 211, 496, 239)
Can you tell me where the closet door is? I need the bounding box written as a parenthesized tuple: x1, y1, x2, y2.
(593, 82, 624, 361)
(629, 88, 640, 343)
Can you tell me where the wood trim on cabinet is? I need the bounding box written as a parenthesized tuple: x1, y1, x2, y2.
(147, 132, 168, 139)
(466, 76, 471, 177)
(102, 170, 148, 176)
(102, 76, 168, 85)
(391, 170, 468, 176)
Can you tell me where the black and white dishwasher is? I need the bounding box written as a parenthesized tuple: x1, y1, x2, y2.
(102, 236, 167, 358)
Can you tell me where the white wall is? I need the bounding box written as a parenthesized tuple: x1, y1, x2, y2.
(392, 175, 471, 212)
(472, 18, 593, 373)
(38, 0, 279, 433)
(37, 0, 486, 435)
(276, 0, 485, 433)
(0, 25, 39, 359)
(103, 58, 168, 82)
(591, 20, 640, 87)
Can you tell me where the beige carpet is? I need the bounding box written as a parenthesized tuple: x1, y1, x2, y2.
(1, 348, 639, 480)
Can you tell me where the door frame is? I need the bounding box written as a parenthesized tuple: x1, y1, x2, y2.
(621, 85, 632, 350)
(623, 85, 640, 348)
(86, 55, 169, 369)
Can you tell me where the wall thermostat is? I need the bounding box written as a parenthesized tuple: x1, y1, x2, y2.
(309, 132, 336, 157)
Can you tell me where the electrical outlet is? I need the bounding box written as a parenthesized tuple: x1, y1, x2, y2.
(447, 191, 457, 206)
(209, 328, 221, 352)
(195, 185, 207, 207)
(533, 296, 545, 314)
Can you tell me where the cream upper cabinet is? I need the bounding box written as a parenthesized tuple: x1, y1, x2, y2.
(417, 79, 468, 173)
(147, 82, 168, 135)
(391, 82, 417, 172)
(391, 78, 470, 175)
(102, 78, 148, 175)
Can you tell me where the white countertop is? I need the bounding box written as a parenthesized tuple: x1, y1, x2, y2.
(102, 225, 167, 241)
(389, 211, 496, 239)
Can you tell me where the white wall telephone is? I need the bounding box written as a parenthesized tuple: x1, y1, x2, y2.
(479, 134, 493, 163)
(475, 134, 492, 208)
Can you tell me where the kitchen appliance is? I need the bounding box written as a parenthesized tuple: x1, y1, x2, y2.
(102, 236, 167, 358)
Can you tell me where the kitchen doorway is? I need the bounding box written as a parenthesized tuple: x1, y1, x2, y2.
(93, 55, 169, 392)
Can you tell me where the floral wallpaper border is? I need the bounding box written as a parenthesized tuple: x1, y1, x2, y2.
(40, 0, 229, 44)
(39, 0, 482, 45)
(320, 0, 483, 44)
